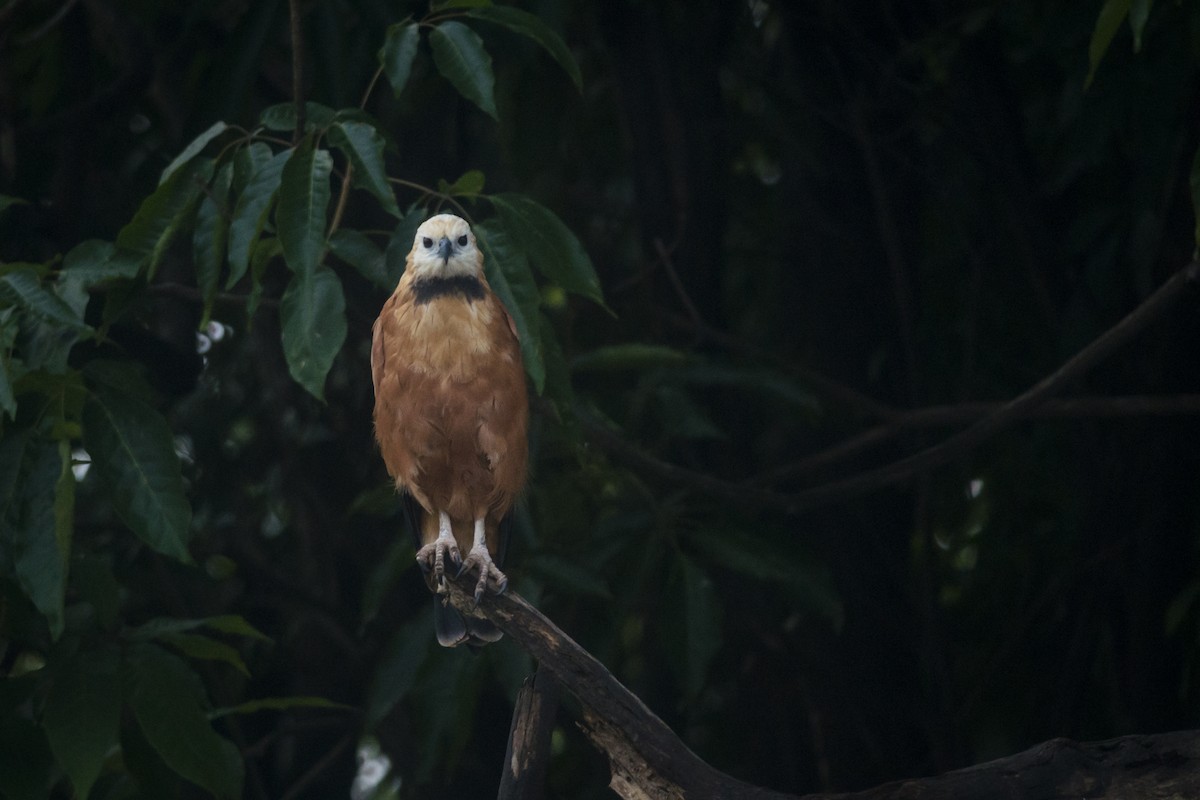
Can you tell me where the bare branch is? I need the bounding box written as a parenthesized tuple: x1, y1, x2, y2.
(288, 0, 306, 144)
(590, 263, 1200, 513)
(451, 579, 1200, 799)
(498, 667, 559, 800)
(445, 583, 793, 800)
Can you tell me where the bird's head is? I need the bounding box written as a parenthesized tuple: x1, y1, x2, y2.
(407, 214, 481, 281)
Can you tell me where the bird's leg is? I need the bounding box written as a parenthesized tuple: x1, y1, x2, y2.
(460, 517, 508, 604)
(415, 511, 461, 592)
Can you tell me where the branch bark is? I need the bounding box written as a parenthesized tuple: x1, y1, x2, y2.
(447, 579, 1200, 799)
(497, 666, 559, 800)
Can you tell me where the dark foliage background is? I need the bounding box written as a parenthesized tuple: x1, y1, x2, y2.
(2, 0, 1200, 798)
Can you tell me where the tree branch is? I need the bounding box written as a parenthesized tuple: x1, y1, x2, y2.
(497, 666, 559, 800)
(448, 580, 1200, 800)
(589, 263, 1200, 513)
(288, 0, 306, 144)
(445, 581, 794, 800)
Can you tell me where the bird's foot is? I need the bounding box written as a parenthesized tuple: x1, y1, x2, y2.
(459, 545, 508, 605)
(415, 537, 461, 589)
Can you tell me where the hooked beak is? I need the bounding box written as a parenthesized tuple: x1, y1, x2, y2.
(437, 237, 453, 263)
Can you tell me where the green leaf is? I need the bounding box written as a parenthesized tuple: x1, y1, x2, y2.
(488, 193, 603, 304)
(61, 240, 141, 288)
(0, 309, 18, 419)
(160, 121, 229, 185)
(439, 169, 485, 197)
(258, 101, 337, 133)
(227, 148, 292, 287)
(408, 639, 485, 781)
(82, 384, 192, 562)
(117, 158, 214, 279)
(384, 206, 427, 286)
(653, 384, 725, 441)
(0, 194, 29, 217)
(474, 219, 545, 391)
(1166, 580, 1199, 635)
(365, 613, 430, 728)
(1191, 144, 1200, 254)
(663, 554, 721, 699)
(378, 22, 421, 98)
(526, 554, 611, 600)
(73, 555, 120, 630)
(232, 142, 274, 197)
(359, 536, 412, 631)
(203, 613, 272, 640)
(0, 268, 89, 332)
(277, 136, 333, 278)
(1086, 0, 1132, 88)
(280, 265, 347, 400)
(119, 711, 182, 796)
(1129, 0, 1153, 52)
(429, 21, 498, 119)
(194, 161, 234, 327)
(467, 5, 582, 91)
(0, 277, 86, 377)
(328, 120, 401, 217)
(674, 363, 821, 414)
(246, 237, 281, 322)
(688, 527, 843, 629)
(160, 632, 250, 676)
(1, 435, 73, 638)
(210, 695, 351, 719)
(41, 647, 121, 800)
(538, 313, 576, 425)
(125, 644, 244, 799)
(0, 714, 53, 800)
(433, 0, 492, 8)
(130, 614, 270, 642)
(329, 228, 389, 289)
(571, 343, 689, 372)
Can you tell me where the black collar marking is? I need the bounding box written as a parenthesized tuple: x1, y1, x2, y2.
(412, 275, 485, 305)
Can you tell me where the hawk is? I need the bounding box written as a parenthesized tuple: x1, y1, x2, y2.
(371, 214, 529, 647)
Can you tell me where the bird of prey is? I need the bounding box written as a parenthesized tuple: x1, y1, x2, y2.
(371, 213, 528, 647)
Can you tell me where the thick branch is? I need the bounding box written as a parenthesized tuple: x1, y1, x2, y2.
(445, 582, 792, 800)
(498, 666, 559, 800)
(448, 580, 1200, 800)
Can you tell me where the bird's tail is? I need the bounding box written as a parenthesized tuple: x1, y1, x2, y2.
(434, 597, 504, 648)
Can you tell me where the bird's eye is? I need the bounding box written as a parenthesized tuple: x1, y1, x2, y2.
(456, 235, 469, 247)
(422, 237, 433, 248)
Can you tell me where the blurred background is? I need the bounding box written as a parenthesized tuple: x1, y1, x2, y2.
(3, 0, 1200, 797)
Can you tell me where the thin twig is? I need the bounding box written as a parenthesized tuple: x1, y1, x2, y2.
(15, 0, 78, 45)
(149, 282, 280, 309)
(328, 166, 354, 239)
(662, 310, 898, 420)
(280, 733, 354, 800)
(752, 394, 1200, 487)
(653, 237, 703, 335)
(775, 262, 1199, 513)
(587, 263, 1200, 513)
(388, 176, 473, 221)
(288, 0, 306, 144)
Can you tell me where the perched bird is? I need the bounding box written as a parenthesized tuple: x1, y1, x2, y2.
(371, 214, 529, 646)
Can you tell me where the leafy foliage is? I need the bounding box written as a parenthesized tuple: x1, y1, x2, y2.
(1, 0, 1200, 798)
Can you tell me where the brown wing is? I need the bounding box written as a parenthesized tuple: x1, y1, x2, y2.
(369, 292, 395, 402)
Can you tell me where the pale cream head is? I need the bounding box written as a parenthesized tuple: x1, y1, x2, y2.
(407, 214, 482, 280)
